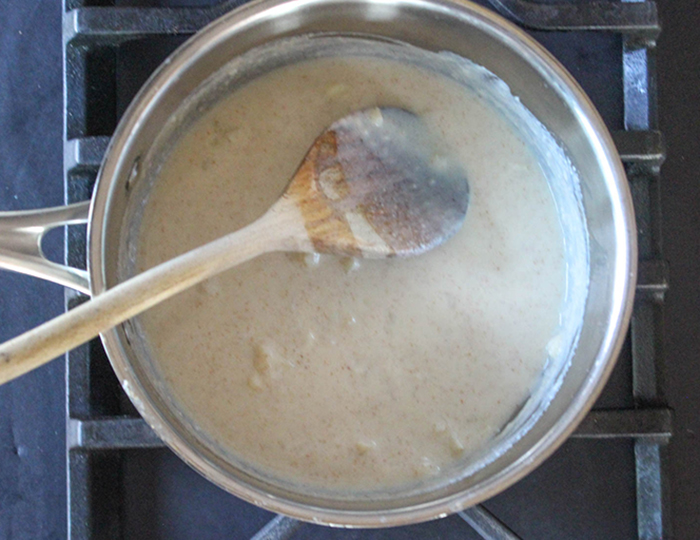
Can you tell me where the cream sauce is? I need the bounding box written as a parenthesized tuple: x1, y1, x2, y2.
(135, 50, 567, 491)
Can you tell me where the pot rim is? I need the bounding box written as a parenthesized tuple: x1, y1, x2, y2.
(87, 0, 637, 527)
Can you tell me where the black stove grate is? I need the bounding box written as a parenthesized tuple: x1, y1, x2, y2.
(62, 1, 669, 538)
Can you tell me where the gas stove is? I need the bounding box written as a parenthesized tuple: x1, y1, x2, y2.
(62, 1, 669, 538)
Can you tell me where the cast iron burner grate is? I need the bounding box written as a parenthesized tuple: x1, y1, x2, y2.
(62, 1, 670, 538)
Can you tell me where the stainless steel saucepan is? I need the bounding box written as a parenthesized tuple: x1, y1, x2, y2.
(0, 0, 635, 527)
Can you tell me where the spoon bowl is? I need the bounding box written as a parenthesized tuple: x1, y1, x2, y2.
(288, 107, 469, 257)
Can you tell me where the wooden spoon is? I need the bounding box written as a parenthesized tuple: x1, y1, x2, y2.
(0, 107, 469, 384)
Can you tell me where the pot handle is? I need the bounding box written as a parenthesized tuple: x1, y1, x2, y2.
(0, 201, 91, 295)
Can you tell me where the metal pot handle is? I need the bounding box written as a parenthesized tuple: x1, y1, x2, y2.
(0, 201, 91, 295)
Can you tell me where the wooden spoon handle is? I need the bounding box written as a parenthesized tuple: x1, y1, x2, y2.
(0, 206, 301, 385)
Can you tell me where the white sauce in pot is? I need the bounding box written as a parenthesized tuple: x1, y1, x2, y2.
(132, 39, 584, 492)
